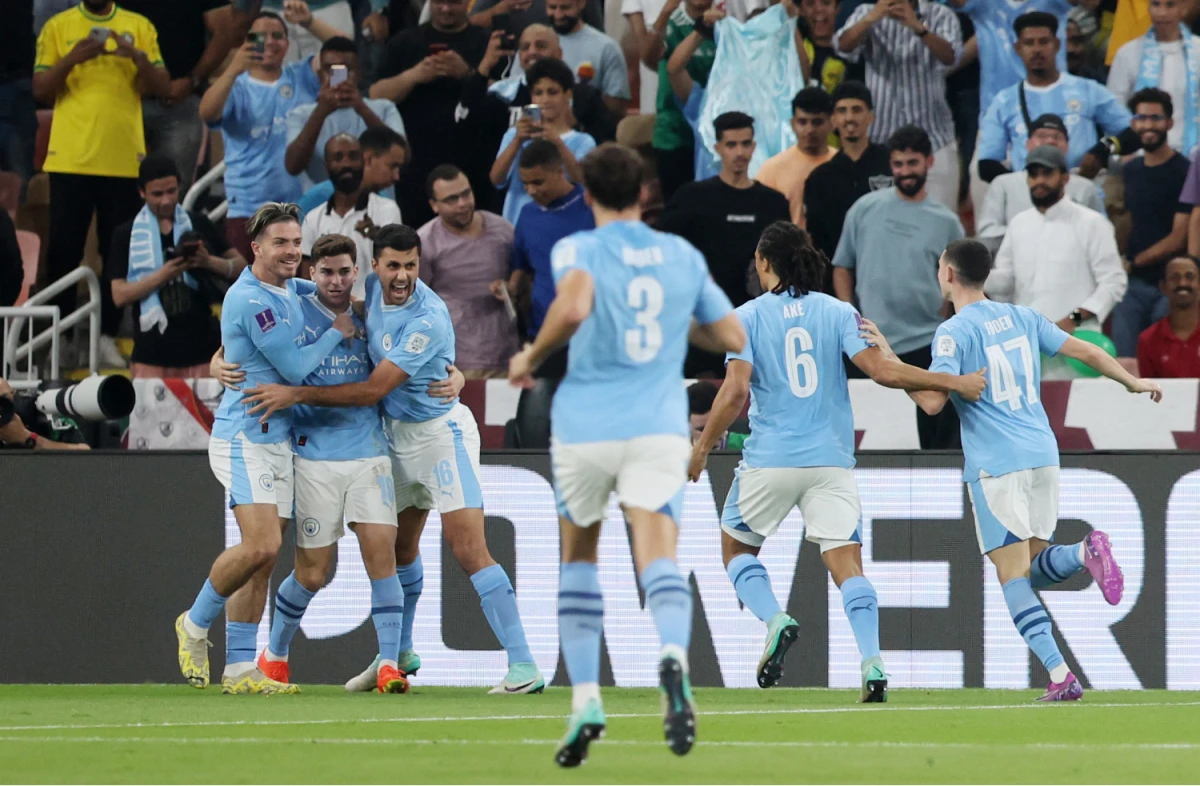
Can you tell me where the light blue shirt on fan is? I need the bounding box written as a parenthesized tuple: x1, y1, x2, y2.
(495, 127, 596, 226)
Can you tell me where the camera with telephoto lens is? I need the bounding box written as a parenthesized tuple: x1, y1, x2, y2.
(0, 376, 135, 431)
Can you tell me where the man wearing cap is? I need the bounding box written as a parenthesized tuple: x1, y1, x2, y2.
(986, 144, 1128, 379)
(977, 112, 1106, 255)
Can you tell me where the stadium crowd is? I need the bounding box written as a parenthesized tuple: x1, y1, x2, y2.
(3, 0, 1200, 439)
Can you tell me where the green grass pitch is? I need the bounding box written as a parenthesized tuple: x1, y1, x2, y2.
(1, 686, 1197, 783)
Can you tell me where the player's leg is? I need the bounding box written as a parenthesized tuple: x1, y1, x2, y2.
(555, 516, 607, 768)
(259, 543, 334, 683)
(719, 465, 799, 689)
(970, 470, 1081, 701)
(394, 506, 427, 676)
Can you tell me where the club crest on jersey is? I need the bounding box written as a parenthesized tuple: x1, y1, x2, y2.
(936, 335, 956, 357)
(259, 474, 274, 491)
(382, 332, 393, 351)
(301, 518, 320, 537)
(255, 308, 277, 333)
(279, 84, 293, 100)
(406, 332, 430, 354)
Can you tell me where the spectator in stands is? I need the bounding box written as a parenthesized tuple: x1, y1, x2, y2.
(836, 0, 962, 210)
(34, 0, 171, 369)
(285, 37, 406, 192)
(0, 0, 37, 193)
(471, 25, 618, 144)
(1111, 88, 1191, 357)
(799, 0, 860, 92)
(0, 378, 89, 450)
(1107, 0, 1198, 155)
(987, 145, 1127, 378)
(756, 88, 836, 227)
(661, 3, 726, 183)
(945, 11, 980, 206)
(300, 134, 402, 293)
(0, 209, 21, 307)
(200, 11, 320, 261)
(108, 155, 245, 379)
(543, 0, 630, 114)
(490, 57, 596, 226)
(419, 165, 519, 378)
(803, 80, 891, 274)
(977, 113, 1105, 254)
(1066, 17, 1107, 82)
(471, 0, 604, 39)
(977, 12, 1134, 181)
(297, 125, 410, 213)
(1137, 254, 1200, 377)
(833, 124, 964, 448)
(371, 0, 495, 228)
(267, 0, 361, 64)
(122, 0, 237, 195)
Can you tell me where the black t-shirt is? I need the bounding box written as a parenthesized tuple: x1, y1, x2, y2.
(946, 12, 979, 93)
(656, 177, 791, 307)
(1125, 152, 1192, 284)
(0, 209, 22, 307)
(1, 0, 34, 81)
(120, 0, 224, 81)
(803, 143, 893, 278)
(107, 211, 227, 367)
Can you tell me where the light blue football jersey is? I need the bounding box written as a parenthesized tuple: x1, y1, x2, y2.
(928, 300, 1070, 481)
(290, 293, 387, 461)
(550, 220, 734, 444)
(729, 291, 869, 469)
(213, 270, 343, 444)
(364, 274, 456, 424)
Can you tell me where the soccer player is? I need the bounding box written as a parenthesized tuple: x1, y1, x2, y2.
(243, 224, 543, 695)
(688, 221, 987, 701)
(863, 238, 1162, 701)
(507, 143, 747, 767)
(176, 202, 356, 694)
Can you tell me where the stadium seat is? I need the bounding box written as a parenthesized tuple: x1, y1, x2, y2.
(15, 230, 40, 306)
(0, 171, 20, 218)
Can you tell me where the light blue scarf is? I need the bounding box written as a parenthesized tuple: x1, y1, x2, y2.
(128, 203, 196, 334)
(1135, 24, 1200, 156)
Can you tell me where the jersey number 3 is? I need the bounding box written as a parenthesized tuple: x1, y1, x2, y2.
(785, 327, 818, 398)
(985, 335, 1038, 411)
(625, 276, 664, 363)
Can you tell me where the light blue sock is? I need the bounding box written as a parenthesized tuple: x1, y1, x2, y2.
(397, 556, 423, 652)
(1031, 544, 1086, 589)
(267, 572, 316, 657)
(370, 574, 404, 663)
(1002, 577, 1065, 673)
(225, 621, 258, 666)
(840, 576, 881, 660)
(558, 562, 603, 685)
(186, 579, 227, 631)
(726, 553, 782, 622)
(470, 564, 534, 666)
(640, 558, 692, 651)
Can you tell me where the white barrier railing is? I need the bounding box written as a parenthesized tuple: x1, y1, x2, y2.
(1, 267, 101, 388)
(183, 161, 228, 222)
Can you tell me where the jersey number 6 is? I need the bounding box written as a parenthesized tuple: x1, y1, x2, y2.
(785, 327, 819, 398)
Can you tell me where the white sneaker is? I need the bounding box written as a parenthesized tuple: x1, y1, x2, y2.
(344, 655, 380, 692)
(97, 335, 128, 369)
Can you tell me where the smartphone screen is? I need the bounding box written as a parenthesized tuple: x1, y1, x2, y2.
(330, 64, 348, 87)
(522, 104, 542, 124)
(499, 285, 518, 323)
(89, 26, 110, 43)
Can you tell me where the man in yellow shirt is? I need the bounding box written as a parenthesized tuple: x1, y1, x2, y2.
(33, 0, 169, 368)
(755, 87, 837, 227)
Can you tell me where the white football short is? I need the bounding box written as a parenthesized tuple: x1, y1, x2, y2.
(383, 402, 483, 513)
(293, 455, 397, 549)
(551, 434, 692, 526)
(967, 466, 1059, 554)
(208, 432, 294, 519)
(721, 464, 863, 552)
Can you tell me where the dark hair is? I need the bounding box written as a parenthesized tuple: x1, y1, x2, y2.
(372, 223, 421, 260)
(137, 153, 180, 188)
(252, 11, 287, 33)
(310, 233, 358, 263)
(518, 138, 564, 170)
(320, 36, 357, 56)
(1129, 86, 1174, 118)
(887, 124, 932, 156)
(792, 87, 833, 116)
(426, 164, 467, 198)
(756, 221, 827, 298)
(1014, 10, 1058, 37)
(687, 381, 719, 416)
(581, 143, 643, 210)
(246, 202, 302, 241)
(713, 111, 755, 142)
(1167, 254, 1200, 273)
(942, 238, 993, 287)
(359, 125, 409, 157)
(525, 56, 575, 92)
(831, 80, 872, 110)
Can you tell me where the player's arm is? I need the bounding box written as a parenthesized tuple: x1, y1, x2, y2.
(509, 268, 594, 386)
(688, 358, 751, 482)
(688, 270, 745, 355)
(1055, 337, 1162, 400)
(248, 359, 410, 417)
(253, 314, 352, 384)
(855, 318, 985, 412)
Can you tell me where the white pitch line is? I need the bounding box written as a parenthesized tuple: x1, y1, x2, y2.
(0, 701, 1197, 733)
(1, 736, 1199, 751)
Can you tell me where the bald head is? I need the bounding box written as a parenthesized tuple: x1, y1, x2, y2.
(519, 24, 562, 71)
(325, 133, 364, 195)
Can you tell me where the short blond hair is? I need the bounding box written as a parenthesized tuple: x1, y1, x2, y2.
(246, 202, 302, 242)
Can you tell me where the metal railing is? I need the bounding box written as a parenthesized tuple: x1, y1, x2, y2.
(184, 161, 228, 222)
(1, 267, 100, 389)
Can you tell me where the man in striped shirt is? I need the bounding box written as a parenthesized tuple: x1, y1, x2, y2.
(835, 0, 963, 211)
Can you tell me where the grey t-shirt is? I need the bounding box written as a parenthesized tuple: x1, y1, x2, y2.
(469, 0, 603, 37)
(833, 188, 965, 355)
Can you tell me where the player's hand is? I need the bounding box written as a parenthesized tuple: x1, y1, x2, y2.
(1127, 378, 1163, 402)
(858, 318, 898, 360)
(508, 346, 537, 389)
(332, 312, 357, 340)
(427, 363, 465, 403)
(244, 383, 301, 421)
(687, 446, 709, 483)
(210, 346, 245, 390)
(955, 368, 988, 402)
(351, 297, 366, 319)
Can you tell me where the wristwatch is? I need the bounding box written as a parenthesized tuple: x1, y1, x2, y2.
(22, 432, 37, 450)
(1069, 309, 1084, 326)
(916, 26, 930, 36)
